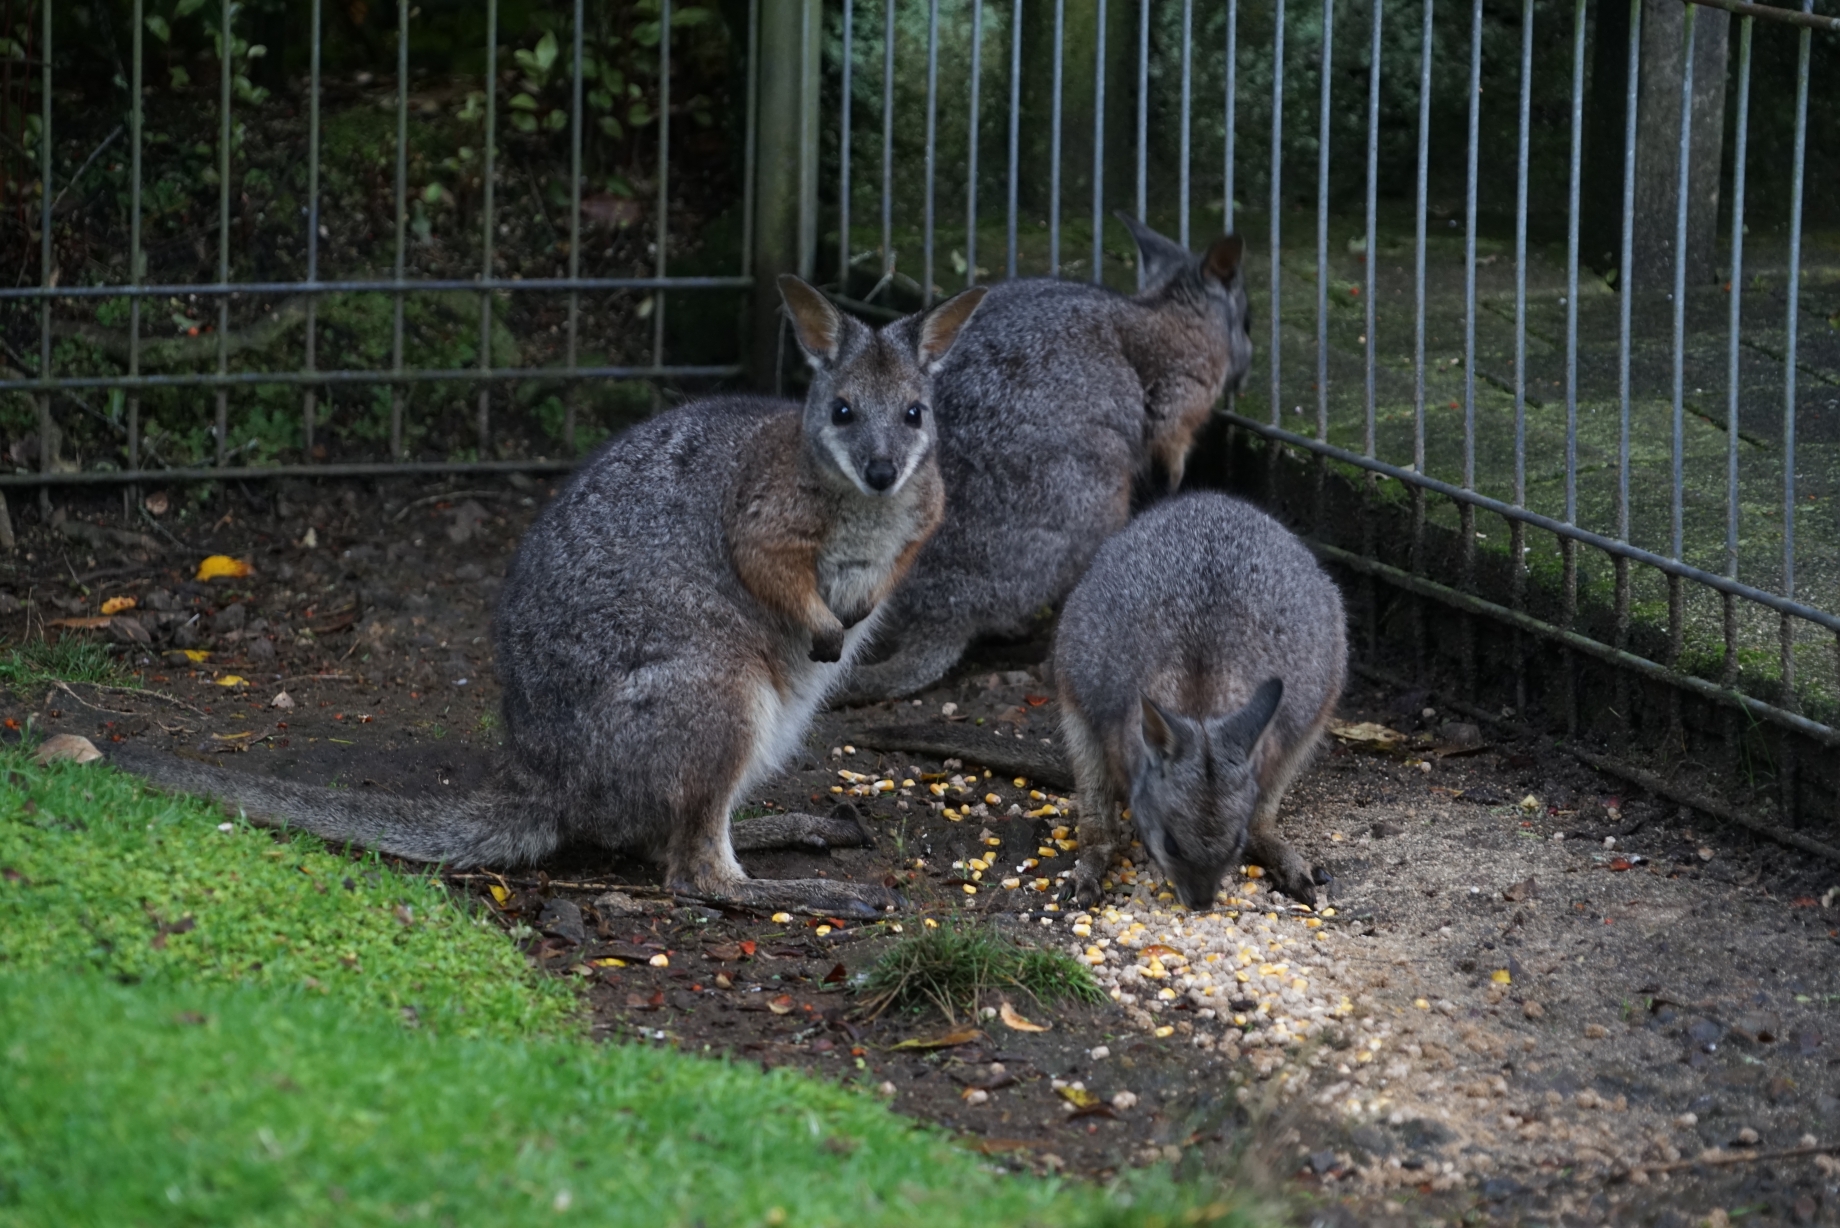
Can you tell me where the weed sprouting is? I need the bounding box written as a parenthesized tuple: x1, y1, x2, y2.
(857, 921, 1103, 1023)
(0, 639, 126, 691)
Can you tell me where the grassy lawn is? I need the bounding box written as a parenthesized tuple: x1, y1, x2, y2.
(0, 749, 1265, 1227)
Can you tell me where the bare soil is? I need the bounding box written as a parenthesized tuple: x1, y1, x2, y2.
(5, 476, 1840, 1227)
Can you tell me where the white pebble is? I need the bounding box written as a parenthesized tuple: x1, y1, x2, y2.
(1089, 1045, 1110, 1060)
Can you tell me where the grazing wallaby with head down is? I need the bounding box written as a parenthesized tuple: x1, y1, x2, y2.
(1053, 492, 1346, 910)
(836, 214, 1253, 703)
(111, 277, 986, 918)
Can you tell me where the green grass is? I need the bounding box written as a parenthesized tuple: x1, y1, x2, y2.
(0, 971, 1256, 1228)
(859, 922, 1106, 1023)
(0, 751, 1268, 1227)
(0, 749, 576, 1040)
(0, 639, 125, 692)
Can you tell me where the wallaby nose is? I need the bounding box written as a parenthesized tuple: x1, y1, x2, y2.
(863, 458, 897, 492)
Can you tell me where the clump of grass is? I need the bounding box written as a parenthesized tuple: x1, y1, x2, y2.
(0, 638, 124, 691)
(858, 921, 1105, 1022)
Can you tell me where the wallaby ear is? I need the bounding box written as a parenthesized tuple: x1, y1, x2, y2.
(778, 275, 845, 367)
(1202, 234, 1244, 286)
(1210, 678, 1284, 757)
(914, 285, 989, 373)
(1139, 694, 1190, 763)
(1115, 211, 1191, 284)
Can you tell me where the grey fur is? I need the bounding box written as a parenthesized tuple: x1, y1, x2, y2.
(838, 215, 1254, 702)
(109, 279, 986, 919)
(1053, 492, 1347, 910)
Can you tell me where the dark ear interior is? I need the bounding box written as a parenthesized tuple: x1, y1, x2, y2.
(1213, 678, 1284, 755)
(1202, 234, 1244, 285)
(915, 285, 989, 371)
(778, 274, 844, 366)
(1114, 211, 1191, 284)
(1139, 694, 1188, 762)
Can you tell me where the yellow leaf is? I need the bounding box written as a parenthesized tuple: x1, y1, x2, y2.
(999, 1001, 1049, 1033)
(1491, 969, 1512, 984)
(592, 957, 627, 968)
(1328, 721, 1406, 752)
(195, 554, 254, 581)
(889, 1027, 984, 1051)
(182, 649, 210, 662)
(100, 596, 137, 615)
(215, 675, 247, 687)
(1055, 1085, 1100, 1109)
(488, 885, 509, 904)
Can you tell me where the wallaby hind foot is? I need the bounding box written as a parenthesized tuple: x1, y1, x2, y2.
(729, 804, 873, 852)
(670, 874, 901, 919)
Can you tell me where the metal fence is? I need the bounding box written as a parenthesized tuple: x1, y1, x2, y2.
(2, 0, 757, 490)
(816, 0, 1840, 801)
(10, 0, 1840, 806)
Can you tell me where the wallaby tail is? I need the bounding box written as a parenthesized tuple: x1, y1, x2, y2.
(107, 741, 559, 869)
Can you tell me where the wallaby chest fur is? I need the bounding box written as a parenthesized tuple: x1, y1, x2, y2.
(840, 219, 1251, 701)
(1055, 492, 1345, 909)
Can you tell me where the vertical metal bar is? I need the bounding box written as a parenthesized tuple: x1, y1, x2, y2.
(567, 0, 585, 450)
(1090, 0, 1105, 283)
(1269, 0, 1285, 426)
(1134, 0, 1147, 250)
(1006, 0, 1020, 277)
(840, 0, 853, 283)
(1223, 0, 1237, 233)
(1564, 0, 1583, 529)
(1670, 7, 1695, 571)
(1362, 0, 1379, 462)
(1724, 14, 1752, 683)
(390, 0, 408, 462)
(35, 0, 48, 508)
(924, 0, 941, 301)
(882, 0, 896, 276)
(742, 0, 760, 276)
(967, 0, 982, 288)
(307, 0, 323, 457)
(1412, 0, 1430, 481)
(128, 0, 144, 475)
(1314, 0, 1332, 446)
(1615, 0, 1640, 546)
(1512, 0, 1531, 513)
(215, 0, 234, 467)
(652, 0, 671, 362)
(1460, 0, 1479, 499)
(477, 0, 496, 455)
(1178, 0, 1193, 247)
(1048, 0, 1063, 277)
(1782, 7, 1811, 707)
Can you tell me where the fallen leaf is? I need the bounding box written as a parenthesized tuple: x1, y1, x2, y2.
(767, 994, 796, 1015)
(890, 1027, 984, 1051)
(1068, 1101, 1117, 1121)
(1608, 857, 1632, 872)
(1328, 721, 1406, 752)
(1491, 969, 1512, 984)
(215, 675, 248, 688)
(196, 554, 254, 581)
(35, 734, 102, 766)
(703, 942, 742, 962)
(999, 1001, 1049, 1032)
(738, 939, 757, 958)
(822, 962, 849, 985)
(143, 491, 170, 516)
(488, 884, 509, 905)
(46, 616, 113, 629)
(1502, 876, 1540, 902)
(272, 691, 295, 710)
(181, 649, 210, 663)
(1023, 694, 1050, 706)
(1791, 897, 1819, 908)
(1056, 1085, 1101, 1109)
(100, 596, 137, 615)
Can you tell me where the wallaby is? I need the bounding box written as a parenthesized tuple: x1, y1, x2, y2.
(836, 214, 1253, 702)
(110, 277, 987, 919)
(1053, 492, 1346, 910)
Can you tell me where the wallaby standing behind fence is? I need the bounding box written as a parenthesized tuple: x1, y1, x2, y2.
(112, 277, 987, 919)
(836, 215, 1253, 703)
(1054, 492, 1346, 910)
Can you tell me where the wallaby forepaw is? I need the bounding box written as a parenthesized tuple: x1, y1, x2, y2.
(809, 630, 845, 663)
(1058, 869, 1105, 911)
(1266, 862, 1318, 908)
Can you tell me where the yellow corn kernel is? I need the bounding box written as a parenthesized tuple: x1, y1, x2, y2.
(815, 925, 832, 936)
(830, 785, 844, 794)
(1029, 790, 1046, 801)
(1037, 846, 1057, 858)
(1154, 1026, 1175, 1038)
(923, 917, 939, 928)
(962, 884, 978, 895)
(1031, 878, 1051, 892)
(984, 792, 1001, 806)
(649, 954, 669, 968)
(1000, 877, 1022, 889)
(929, 783, 946, 797)
(771, 912, 793, 923)
(1012, 777, 1027, 788)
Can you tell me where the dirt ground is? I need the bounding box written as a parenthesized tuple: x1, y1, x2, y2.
(5, 477, 1840, 1227)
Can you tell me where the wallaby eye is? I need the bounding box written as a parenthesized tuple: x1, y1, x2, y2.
(831, 399, 854, 426)
(1163, 831, 1182, 862)
(904, 402, 926, 428)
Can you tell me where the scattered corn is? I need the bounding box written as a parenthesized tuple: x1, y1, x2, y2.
(771, 912, 792, 923)
(648, 954, 669, 968)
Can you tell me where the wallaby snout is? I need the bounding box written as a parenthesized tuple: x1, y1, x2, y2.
(863, 458, 897, 492)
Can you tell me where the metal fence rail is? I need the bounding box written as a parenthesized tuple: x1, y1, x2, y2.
(5, 0, 757, 490)
(824, 0, 1840, 795)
